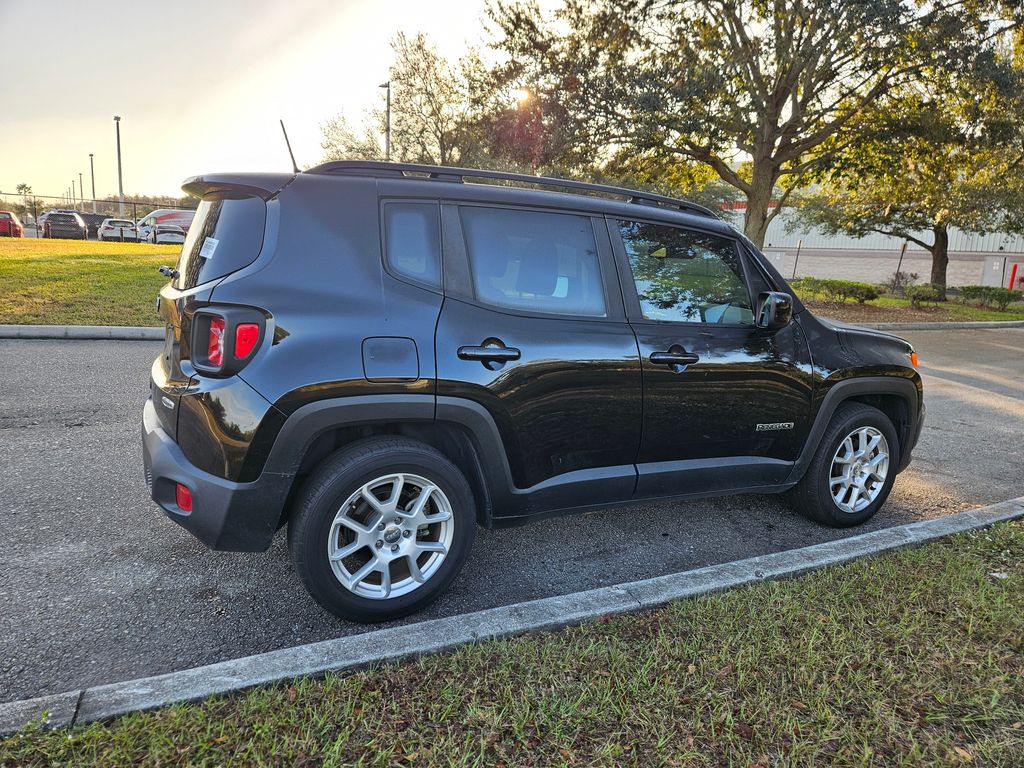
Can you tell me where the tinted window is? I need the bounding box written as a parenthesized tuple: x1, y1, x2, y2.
(383, 202, 441, 288)
(460, 207, 605, 317)
(0, 213, 10, 220)
(175, 197, 266, 290)
(618, 220, 752, 324)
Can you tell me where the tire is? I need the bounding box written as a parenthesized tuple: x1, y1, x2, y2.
(787, 403, 899, 528)
(288, 436, 476, 622)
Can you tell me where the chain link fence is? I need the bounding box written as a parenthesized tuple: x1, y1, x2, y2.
(0, 191, 196, 239)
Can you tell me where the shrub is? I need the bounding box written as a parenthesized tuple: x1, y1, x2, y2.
(885, 270, 919, 294)
(904, 283, 943, 308)
(788, 277, 879, 303)
(987, 287, 1021, 311)
(957, 285, 988, 304)
(955, 285, 1022, 310)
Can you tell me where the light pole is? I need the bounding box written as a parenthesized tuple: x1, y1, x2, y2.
(89, 154, 96, 213)
(71, 179, 77, 210)
(78, 173, 84, 211)
(114, 115, 125, 216)
(379, 81, 391, 161)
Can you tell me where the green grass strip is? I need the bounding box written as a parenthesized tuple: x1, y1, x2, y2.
(3, 521, 1022, 767)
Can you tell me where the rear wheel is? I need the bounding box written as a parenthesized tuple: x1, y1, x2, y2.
(288, 437, 476, 622)
(788, 403, 899, 527)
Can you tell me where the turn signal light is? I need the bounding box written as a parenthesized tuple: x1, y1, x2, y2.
(175, 483, 193, 512)
(234, 323, 260, 358)
(910, 351, 919, 369)
(208, 316, 226, 367)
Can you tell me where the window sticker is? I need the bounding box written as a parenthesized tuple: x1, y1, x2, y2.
(199, 237, 219, 259)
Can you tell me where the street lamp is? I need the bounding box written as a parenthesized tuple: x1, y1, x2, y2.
(78, 173, 84, 211)
(89, 154, 96, 213)
(114, 116, 125, 216)
(379, 81, 391, 161)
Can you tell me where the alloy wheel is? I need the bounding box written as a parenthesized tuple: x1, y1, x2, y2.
(327, 473, 454, 600)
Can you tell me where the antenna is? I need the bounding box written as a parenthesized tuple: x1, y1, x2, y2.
(280, 119, 299, 174)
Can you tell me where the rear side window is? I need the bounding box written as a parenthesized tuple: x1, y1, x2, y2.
(459, 207, 606, 317)
(383, 202, 441, 289)
(176, 197, 266, 290)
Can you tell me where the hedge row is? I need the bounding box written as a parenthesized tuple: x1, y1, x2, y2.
(955, 285, 1022, 311)
(789, 277, 880, 304)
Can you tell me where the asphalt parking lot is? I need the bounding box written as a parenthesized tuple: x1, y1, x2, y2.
(1, 328, 1022, 703)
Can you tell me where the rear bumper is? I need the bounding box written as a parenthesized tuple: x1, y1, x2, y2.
(142, 397, 290, 551)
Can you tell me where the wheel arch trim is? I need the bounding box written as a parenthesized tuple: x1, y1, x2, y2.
(786, 376, 922, 484)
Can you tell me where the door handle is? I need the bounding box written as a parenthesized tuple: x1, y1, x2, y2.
(650, 350, 700, 366)
(458, 340, 521, 369)
(458, 346, 520, 362)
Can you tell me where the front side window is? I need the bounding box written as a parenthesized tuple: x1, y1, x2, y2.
(460, 206, 606, 317)
(617, 220, 752, 324)
(383, 202, 441, 288)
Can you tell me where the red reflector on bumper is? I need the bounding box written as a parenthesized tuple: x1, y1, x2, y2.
(176, 483, 193, 512)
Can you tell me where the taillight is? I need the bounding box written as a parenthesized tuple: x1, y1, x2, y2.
(208, 316, 225, 367)
(234, 323, 260, 358)
(192, 309, 266, 376)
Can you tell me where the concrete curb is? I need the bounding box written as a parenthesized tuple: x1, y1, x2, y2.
(2, 496, 1021, 737)
(0, 325, 162, 340)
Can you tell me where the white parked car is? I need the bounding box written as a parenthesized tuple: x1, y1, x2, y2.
(145, 224, 186, 245)
(98, 218, 138, 242)
(136, 209, 195, 242)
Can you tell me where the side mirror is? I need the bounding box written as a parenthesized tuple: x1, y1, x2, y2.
(756, 291, 793, 331)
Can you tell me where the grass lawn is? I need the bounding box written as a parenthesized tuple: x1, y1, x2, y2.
(0, 239, 176, 326)
(3, 521, 1022, 767)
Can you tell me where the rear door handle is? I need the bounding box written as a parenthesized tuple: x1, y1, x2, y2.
(458, 346, 521, 362)
(650, 350, 700, 366)
(458, 340, 521, 369)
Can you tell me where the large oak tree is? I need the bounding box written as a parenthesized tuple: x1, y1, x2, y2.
(486, 0, 988, 246)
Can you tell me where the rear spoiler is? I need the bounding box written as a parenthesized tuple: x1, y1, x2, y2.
(181, 172, 296, 201)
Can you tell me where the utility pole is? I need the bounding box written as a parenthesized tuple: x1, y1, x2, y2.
(89, 154, 96, 213)
(379, 81, 391, 161)
(114, 115, 125, 216)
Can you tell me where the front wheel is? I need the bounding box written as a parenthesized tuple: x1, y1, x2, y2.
(787, 403, 899, 527)
(288, 437, 476, 622)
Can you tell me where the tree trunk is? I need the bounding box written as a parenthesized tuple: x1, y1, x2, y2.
(929, 225, 949, 299)
(743, 164, 776, 248)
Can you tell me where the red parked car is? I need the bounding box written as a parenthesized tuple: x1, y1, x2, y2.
(0, 211, 23, 237)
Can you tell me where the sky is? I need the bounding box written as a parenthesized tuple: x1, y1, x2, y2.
(0, 0, 517, 199)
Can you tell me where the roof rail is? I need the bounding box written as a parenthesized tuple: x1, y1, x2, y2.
(305, 160, 720, 219)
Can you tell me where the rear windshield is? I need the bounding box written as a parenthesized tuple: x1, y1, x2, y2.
(50, 214, 79, 224)
(175, 196, 267, 290)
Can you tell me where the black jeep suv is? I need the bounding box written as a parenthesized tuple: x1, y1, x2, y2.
(143, 161, 924, 622)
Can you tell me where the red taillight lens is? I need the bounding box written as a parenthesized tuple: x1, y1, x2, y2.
(234, 323, 260, 358)
(208, 317, 225, 367)
(175, 483, 193, 512)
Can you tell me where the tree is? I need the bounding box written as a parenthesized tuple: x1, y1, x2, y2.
(486, 0, 989, 246)
(321, 115, 385, 161)
(791, 20, 1024, 296)
(321, 32, 475, 165)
